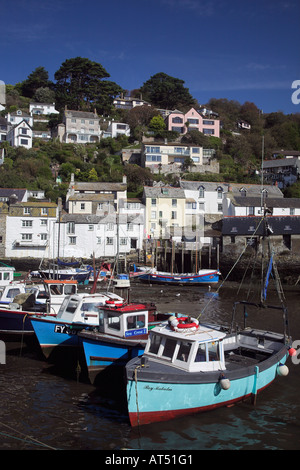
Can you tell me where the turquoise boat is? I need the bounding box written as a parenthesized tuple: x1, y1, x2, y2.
(125, 215, 295, 427)
(126, 309, 293, 427)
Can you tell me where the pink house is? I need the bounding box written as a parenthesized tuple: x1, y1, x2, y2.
(165, 107, 220, 137)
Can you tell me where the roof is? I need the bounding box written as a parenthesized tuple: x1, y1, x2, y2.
(72, 182, 127, 192)
(228, 182, 283, 197)
(68, 193, 115, 202)
(65, 110, 99, 119)
(144, 186, 185, 198)
(222, 215, 300, 235)
(180, 181, 227, 191)
(230, 196, 300, 208)
(0, 188, 27, 201)
(263, 158, 300, 168)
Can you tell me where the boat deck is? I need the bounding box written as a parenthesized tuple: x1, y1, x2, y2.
(224, 347, 271, 371)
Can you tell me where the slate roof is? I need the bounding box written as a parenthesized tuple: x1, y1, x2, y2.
(222, 216, 300, 235)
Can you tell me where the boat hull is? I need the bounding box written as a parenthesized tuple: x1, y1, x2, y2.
(31, 317, 86, 358)
(126, 348, 289, 427)
(80, 330, 146, 384)
(138, 271, 219, 285)
(0, 308, 38, 335)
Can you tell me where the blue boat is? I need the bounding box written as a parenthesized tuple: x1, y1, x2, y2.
(31, 292, 125, 359)
(125, 217, 294, 427)
(78, 302, 169, 384)
(138, 269, 220, 285)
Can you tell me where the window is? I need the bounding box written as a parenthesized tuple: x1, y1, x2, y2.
(97, 237, 102, 244)
(41, 233, 47, 241)
(151, 198, 156, 206)
(203, 120, 214, 125)
(41, 208, 47, 215)
(171, 211, 177, 220)
(107, 313, 120, 331)
(127, 223, 134, 231)
(203, 129, 215, 135)
(40, 219, 47, 226)
(21, 128, 27, 134)
(151, 211, 156, 219)
(22, 220, 32, 227)
(148, 333, 161, 354)
(24, 208, 30, 215)
(218, 203, 222, 212)
(199, 186, 205, 198)
(290, 208, 295, 215)
(106, 237, 113, 245)
(172, 117, 183, 123)
(172, 199, 177, 207)
(107, 223, 114, 231)
(249, 207, 254, 215)
(69, 237, 76, 245)
(67, 222, 75, 234)
(80, 203, 85, 210)
(21, 234, 32, 241)
(162, 338, 177, 359)
(187, 118, 199, 125)
(192, 147, 200, 153)
(217, 187, 223, 199)
(88, 225, 94, 231)
(120, 238, 127, 245)
(126, 314, 145, 330)
(177, 341, 192, 362)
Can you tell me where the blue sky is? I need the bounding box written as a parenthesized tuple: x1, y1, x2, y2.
(1, 0, 299, 114)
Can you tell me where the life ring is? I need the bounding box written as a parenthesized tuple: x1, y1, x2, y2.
(105, 300, 123, 307)
(169, 316, 199, 331)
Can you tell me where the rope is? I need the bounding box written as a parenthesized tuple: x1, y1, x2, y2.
(196, 216, 265, 321)
(0, 421, 59, 450)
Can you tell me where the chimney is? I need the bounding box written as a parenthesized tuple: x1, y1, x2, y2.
(123, 175, 127, 184)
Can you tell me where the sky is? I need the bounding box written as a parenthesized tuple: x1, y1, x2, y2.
(1, 0, 299, 114)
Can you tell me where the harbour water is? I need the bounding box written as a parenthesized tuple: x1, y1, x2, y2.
(0, 281, 299, 452)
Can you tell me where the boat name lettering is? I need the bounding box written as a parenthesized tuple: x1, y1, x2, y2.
(125, 328, 147, 337)
(144, 385, 172, 392)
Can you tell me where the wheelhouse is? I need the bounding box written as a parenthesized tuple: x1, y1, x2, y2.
(144, 325, 226, 372)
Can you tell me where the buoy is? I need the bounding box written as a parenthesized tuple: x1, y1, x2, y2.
(219, 376, 231, 390)
(277, 363, 289, 376)
(289, 348, 297, 357)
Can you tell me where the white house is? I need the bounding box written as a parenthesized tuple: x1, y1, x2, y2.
(29, 102, 59, 116)
(102, 121, 130, 139)
(6, 110, 33, 127)
(180, 181, 227, 219)
(6, 120, 33, 149)
(5, 201, 58, 259)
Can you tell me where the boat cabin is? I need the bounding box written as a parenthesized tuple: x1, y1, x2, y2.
(97, 302, 151, 339)
(0, 266, 15, 286)
(144, 323, 227, 372)
(55, 293, 124, 325)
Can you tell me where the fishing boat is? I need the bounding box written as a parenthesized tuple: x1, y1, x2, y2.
(30, 291, 125, 359)
(36, 259, 91, 284)
(0, 279, 78, 336)
(138, 268, 220, 285)
(125, 216, 295, 427)
(78, 301, 171, 384)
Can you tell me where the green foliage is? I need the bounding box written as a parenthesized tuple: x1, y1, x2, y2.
(140, 72, 195, 110)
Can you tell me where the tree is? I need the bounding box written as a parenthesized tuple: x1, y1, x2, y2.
(140, 72, 195, 110)
(54, 57, 123, 112)
(20, 66, 52, 98)
(148, 115, 166, 135)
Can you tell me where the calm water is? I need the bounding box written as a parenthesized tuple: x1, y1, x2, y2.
(0, 281, 299, 452)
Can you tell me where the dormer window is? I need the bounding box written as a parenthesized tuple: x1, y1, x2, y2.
(217, 187, 223, 199)
(199, 186, 205, 198)
(239, 187, 247, 197)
